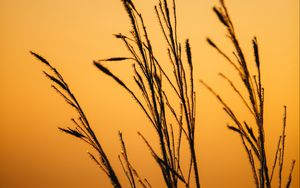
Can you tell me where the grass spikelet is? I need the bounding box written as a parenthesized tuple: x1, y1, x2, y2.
(252, 37, 260, 69)
(185, 39, 192, 66)
(30, 51, 50, 66)
(227, 125, 241, 134)
(206, 38, 217, 48)
(43, 71, 67, 91)
(212, 7, 228, 27)
(94, 61, 127, 89)
(98, 57, 131, 62)
(58, 127, 85, 138)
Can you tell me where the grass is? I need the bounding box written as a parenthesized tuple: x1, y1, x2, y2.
(202, 1, 296, 188)
(95, 1, 199, 187)
(31, 0, 296, 187)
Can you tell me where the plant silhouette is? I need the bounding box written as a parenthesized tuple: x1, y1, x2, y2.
(31, 0, 296, 187)
(202, 1, 295, 188)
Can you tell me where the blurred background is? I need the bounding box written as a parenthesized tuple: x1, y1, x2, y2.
(0, 0, 298, 187)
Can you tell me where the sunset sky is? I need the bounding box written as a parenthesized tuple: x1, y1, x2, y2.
(0, 0, 298, 187)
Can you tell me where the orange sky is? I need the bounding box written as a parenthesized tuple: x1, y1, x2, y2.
(0, 0, 298, 187)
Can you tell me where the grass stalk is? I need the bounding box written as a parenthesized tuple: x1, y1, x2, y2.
(30, 51, 122, 188)
(204, 1, 296, 187)
(95, 0, 200, 187)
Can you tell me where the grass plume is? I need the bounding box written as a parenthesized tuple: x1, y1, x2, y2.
(95, 0, 200, 187)
(31, 51, 122, 188)
(204, 1, 296, 188)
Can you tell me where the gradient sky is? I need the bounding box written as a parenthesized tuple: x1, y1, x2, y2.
(0, 0, 299, 187)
